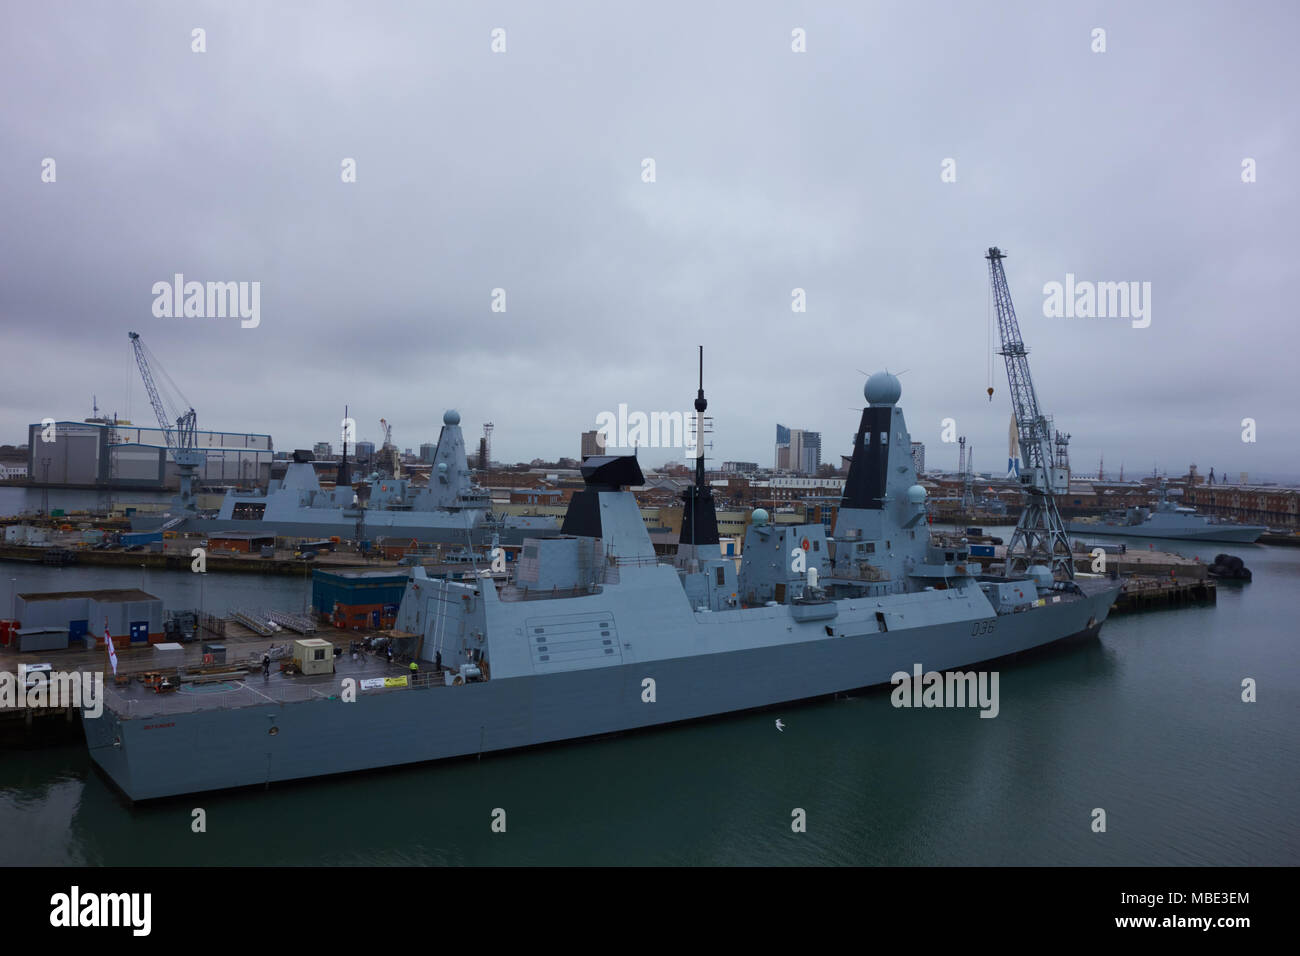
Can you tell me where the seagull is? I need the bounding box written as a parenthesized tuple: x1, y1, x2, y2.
(775, 719, 785, 732)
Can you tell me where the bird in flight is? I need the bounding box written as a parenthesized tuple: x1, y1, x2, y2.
(775, 719, 785, 732)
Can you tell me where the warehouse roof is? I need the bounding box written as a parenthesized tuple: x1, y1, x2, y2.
(313, 569, 410, 581)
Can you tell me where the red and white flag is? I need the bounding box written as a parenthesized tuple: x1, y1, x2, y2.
(105, 621, 118, 675)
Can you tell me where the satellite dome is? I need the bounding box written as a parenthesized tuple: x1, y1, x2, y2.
(906, 484, 926, 505)
(443, 409, 460, 426)
(752, 508, 769, 527)
(864, 371, 902, 406)
(437, 462, 448, 473)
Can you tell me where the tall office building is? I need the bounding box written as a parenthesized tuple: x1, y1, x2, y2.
(792, 430, 821, 475)
(774, 424, 791, 470)
(581, 430, 605, 460)
(777, 424, 820, 474)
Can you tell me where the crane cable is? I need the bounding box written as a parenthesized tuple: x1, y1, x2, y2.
(986, 276, 994, 401)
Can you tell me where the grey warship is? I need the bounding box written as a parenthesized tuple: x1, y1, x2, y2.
(1066, 480, 1265, 543)
(84, 365, 1121, 801)
(133, 409, 557, 547)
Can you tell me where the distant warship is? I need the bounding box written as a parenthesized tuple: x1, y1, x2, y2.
(1067, 481, 1265, 544)
(132, 409, 557, 547)
(87, 363, 1121, 801)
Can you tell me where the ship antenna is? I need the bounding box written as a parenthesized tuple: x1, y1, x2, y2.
(694, 345, 707, 489)
(693, 346, 707, 549)
(338, 404, 352, 487)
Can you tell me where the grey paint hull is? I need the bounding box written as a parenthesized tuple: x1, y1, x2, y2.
(132, 515, 552, 547)
(1065, 520, 1264, 544)
(84, 586, 1115, 801)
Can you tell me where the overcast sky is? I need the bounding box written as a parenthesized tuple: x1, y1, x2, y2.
(2, 1, 1296, 481)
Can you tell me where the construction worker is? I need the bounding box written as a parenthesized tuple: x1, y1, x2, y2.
(409, 660, 419, 685)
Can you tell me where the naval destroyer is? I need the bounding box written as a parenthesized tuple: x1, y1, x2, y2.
(133, 409, 557, 547)
(85, 363, 1121, 800)
(1066, 480, 1265, 543)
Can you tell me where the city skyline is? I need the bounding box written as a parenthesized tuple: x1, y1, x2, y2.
(6, 406, 1297, 486)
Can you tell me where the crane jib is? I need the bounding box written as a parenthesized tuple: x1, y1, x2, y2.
(128, 331, 205, 511)
(984, 248, 1073, 578)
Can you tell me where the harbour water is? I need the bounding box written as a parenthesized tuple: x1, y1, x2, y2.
(1, 527, 1297, 866)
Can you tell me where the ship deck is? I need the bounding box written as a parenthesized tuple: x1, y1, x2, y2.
(100, 654, 450, 719)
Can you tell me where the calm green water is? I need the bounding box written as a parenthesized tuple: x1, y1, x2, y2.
(2, 531, 1297, 866)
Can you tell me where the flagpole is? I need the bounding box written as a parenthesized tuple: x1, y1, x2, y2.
(104, 618, 118, 678)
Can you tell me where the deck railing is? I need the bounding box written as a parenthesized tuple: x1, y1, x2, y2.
(101, 661, 466, 718)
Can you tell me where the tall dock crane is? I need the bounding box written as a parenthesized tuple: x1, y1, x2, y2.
(985, 248, 1072, 577)
(128, 332, 205, 512)
(377, 417, 400, 477)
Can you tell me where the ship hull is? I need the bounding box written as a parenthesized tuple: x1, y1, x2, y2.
(1065, 521, 1264, 544)
(84, 584, 1117, 801)
(130, 515, 553, 547)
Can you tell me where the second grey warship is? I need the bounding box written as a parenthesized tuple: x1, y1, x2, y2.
(1067, 481, 1266, 543)
(133, 409, 557, 547)
(85, 366, 1121, 801)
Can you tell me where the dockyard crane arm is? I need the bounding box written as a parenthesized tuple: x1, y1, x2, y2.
(986, 249, 1054, 476)
(985, 248, 1072, 578)
(128, 331, 197, 454)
